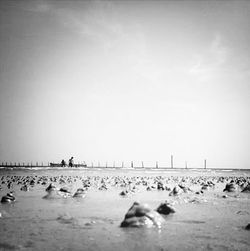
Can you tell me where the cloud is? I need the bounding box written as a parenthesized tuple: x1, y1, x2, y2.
(188, 33, 228, 81)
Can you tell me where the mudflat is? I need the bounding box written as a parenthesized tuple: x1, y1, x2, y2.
(0, 168, 250, 251)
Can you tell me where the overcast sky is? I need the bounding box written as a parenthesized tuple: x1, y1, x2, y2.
(0, 0, 249, 168)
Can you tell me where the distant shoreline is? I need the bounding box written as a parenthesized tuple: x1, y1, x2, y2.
(0, 166, 249, 172)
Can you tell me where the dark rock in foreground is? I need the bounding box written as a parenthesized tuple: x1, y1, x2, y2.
(120, 202, 164, 228)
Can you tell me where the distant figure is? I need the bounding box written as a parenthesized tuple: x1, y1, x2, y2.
(61, 159, 66, 167)
(69, 157, 74, 167)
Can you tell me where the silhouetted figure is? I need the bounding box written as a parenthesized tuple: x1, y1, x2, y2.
(61, 159, 66, 167)
(69, 157, 74, 167)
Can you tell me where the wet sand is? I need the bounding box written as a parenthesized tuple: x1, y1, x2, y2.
(0, 168, 250, 251)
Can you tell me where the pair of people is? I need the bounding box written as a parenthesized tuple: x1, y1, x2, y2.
(61, 157, 74, 167)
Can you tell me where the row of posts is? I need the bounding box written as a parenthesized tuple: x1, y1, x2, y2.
(0, 156, 208, 169)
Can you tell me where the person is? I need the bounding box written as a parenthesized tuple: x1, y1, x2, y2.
(69, 157, 74, 167)
(61, 159, 66, 167)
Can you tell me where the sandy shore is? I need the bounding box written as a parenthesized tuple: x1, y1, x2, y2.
(0, 169, 250, 251)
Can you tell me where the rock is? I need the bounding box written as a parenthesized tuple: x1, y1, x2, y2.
(73, 188, 86, 198)
(156, 201, 175, 215)
(241, 184, 250, 193)
(201, 184, 209, 190)
(120, 190, 129, 196)
(245, 223, 250, 230)
(20, 184, 29, 191)
(223, 183, 237, 192)
(120, 202, 163, 228)
(59, 187, 71, 193)
(45, 183, 58, 192)
(169, 186, 182, 196)
(1, 192, 15, 203)
(179, 184, 192, 193)
(30, 180, 35, 186)
(157, 182, 164, 190)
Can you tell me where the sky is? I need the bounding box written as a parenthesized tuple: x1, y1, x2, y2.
(0, 0, 249, 168)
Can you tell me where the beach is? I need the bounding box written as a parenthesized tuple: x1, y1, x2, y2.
(0, 168, 250, 251)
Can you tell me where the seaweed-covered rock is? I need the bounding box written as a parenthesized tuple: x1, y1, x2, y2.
(120, 202, 163, 228)
(156, 201, 175, 215)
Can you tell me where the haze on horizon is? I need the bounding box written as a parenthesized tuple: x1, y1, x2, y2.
(0, 0, 249, 169)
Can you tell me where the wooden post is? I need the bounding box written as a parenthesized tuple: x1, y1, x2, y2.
(141, 161, 144, 168)
(98, 162, 100, 168)
(156, 161, 158, 168)
(122, 161, 124, 168)
(91, 162, 93, 168)
(185, 161, 188, 169)
(131, 161, 133, 168)
(106, 162, 108, 168)
(113, 161, 115, 168)
(171, 155, 173, 168)
(204, 159, 207, 169)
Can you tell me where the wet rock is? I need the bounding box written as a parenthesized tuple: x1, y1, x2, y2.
(241, 184, 250, 193)
(98, 184, 107, 190)
(45, 183, 58, 192)
(156, 201, 175, 215)
(59, 187, 71, 193)
(245, 223, 250, 230)
(29, 180, 35, 186)
(157, 182, 164, 190)
(179, 184, 192, 193)
(20, 184, 29, 191)
(223, 183, 237, 192)
(120, 190, 129, 196)
(1, 192, 15, 203)
(73, 188, 86, 198)
(201, 184, 209, 190)
(120, 202, 163, 228)
(169, 186, 182, 196)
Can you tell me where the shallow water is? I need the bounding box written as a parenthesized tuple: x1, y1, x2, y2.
(0, 168, 250, 251)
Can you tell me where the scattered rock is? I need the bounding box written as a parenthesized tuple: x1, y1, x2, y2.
(223, 183, 237, 192)
(241, 184, 250, 193)
(1, 192, 15, 203)
(73, 188, 86, 198)
(45, 183, 58, 192)
(169, 186, 182, 196)
(120, 202, 163, 228)
(156, 201, 175, 215)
